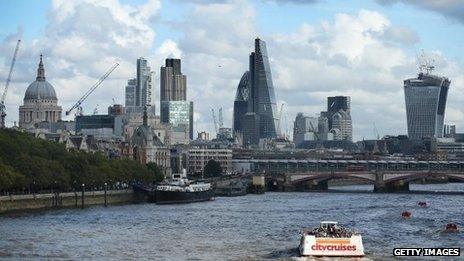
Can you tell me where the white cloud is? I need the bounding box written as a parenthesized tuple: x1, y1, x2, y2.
(1, 0, 463, 142)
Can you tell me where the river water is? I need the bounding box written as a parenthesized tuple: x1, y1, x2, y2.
(1, 184, 463, 260)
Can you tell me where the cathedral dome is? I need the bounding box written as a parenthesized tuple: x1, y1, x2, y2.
(24, 55, 57, 101)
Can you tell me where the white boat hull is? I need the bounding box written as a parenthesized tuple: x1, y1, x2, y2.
(299, 235, 365, 257)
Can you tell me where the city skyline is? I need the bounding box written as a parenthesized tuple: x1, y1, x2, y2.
(1, 0, 464, 141)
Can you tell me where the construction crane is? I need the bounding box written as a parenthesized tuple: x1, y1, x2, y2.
(276, 103, 284, 136)
(211, 108, 218, 135)
(218, 107, 224, 128)
(0, 40, 21, 128)
(66, 62, 119, 116)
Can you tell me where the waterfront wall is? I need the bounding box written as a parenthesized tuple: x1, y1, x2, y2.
(0, 190, 136, 214)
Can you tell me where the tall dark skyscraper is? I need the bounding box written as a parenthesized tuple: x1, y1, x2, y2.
(160, 58, 193, 142)
(404, 69, 450, 139)
(237, 38, 278, 145)
(160, 58, 186, 102)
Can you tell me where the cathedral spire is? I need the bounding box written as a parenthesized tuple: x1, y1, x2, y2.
(143, 106, 148, 127)
(36, 54, 45, 81)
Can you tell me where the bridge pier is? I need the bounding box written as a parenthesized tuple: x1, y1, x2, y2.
(374, 180, 409, 192)
(294, 180, 328, 192)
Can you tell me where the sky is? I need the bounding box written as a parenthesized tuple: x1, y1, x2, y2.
(0, 0, 463, 141)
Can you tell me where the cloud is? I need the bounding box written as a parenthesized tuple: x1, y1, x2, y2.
(0, 0, 164, 124)
(1, 0, 463, 142)
(376, 0, 464, 24)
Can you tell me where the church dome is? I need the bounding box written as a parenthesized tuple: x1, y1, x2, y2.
(24, 55, 57, 101)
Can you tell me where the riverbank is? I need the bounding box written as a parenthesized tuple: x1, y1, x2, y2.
(0, 190, 136, 214)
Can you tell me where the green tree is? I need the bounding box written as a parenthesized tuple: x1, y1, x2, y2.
(146, 162, 165, 183)
(203, 159, 222, 178)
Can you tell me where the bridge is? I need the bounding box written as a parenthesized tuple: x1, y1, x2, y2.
(232, 159, 464, 192)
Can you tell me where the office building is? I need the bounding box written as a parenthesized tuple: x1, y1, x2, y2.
(75, 114, 124, 140)
(125, 78, 136, 107)
(321, 96, 352, 141)
(241, 38, 279, 145)
(233, 71, 250, 138)
(187, 148, 233, 175)
(160, 58, 193, 140)
(404, 69, 450, 139)
(136, 58, 153, 107)
(293, 113, 319, 147)
(160, 58, 186, 101)
(160, 100, 193, 144)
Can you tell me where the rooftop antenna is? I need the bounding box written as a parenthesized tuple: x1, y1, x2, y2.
(418, 50, 435, 75)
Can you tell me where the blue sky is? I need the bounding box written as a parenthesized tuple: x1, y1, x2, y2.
(0, 0, 463, 140)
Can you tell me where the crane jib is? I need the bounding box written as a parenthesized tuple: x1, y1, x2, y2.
(66, 63, 119, 116)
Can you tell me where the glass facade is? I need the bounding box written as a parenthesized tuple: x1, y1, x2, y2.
(404, 73, 450, 139)
(233, 71, 250, 137)
(125, 78, 136, 107)
(161, 100, 191, 133)
(136, 58, 153, 106)
(248, 38, 278, 140)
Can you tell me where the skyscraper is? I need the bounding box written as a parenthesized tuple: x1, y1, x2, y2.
(241, 38, 278, 145)
(160, 58, 186, 101)
(250, 38, 279, 139)
(160, 58, 193, 142)
(321, 96, 352, 141)
(125, 78, 136, 107)
(404, 70, 450, 139)
(136, 58, 153, 106)
(233, 71, 250, 138)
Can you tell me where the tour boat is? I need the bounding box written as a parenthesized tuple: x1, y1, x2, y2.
(154, 169, 213, 204)
(402, 211, 412, 218)
(445, 223, 459, 232)
(299, 221, 365, 257)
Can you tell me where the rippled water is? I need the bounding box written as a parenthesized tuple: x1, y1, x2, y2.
(1, 184, 463, 260)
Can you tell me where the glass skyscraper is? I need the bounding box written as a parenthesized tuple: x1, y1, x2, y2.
(238, 38, 278, 145)
(249, 38, 278, 139)
(136, 57, 153, 106)
(404, 72, 450, 139)
(233, 71, 250, 138)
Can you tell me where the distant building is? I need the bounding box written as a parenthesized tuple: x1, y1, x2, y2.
(125, 78, 136, 107)
(443, 124, 456, 138)
(241, 38, 279, 145)
(19, 55, 62, 130)
(404, 70, 450, 139)
(160, 58, 193, 140)
(75, 114, 124, 140)
(233, 71, 250, 138)
(249, 38, 279, 139)
(197, 131, 210, 141)
(136, 57, 153, 107)
(321, 96, 352, 141)
(187, 148, 233, 175)
(160, 58, 186, 101)
(293, 113, 319, 147)
(160, 100, 193, 144)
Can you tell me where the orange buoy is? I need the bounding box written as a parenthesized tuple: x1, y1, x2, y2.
(402, 211, 412, 218)
(445, 223, 459, 232)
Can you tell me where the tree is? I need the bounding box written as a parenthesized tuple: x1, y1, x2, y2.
(146, 162, 165, 183)
(203, 159, 222, 178)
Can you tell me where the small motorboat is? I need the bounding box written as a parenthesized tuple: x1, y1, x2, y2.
(418, 201, 427, 207)
(299, 221, 364, 257)
(445, 223, 459, 232)
(401, 211, 412, 218)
